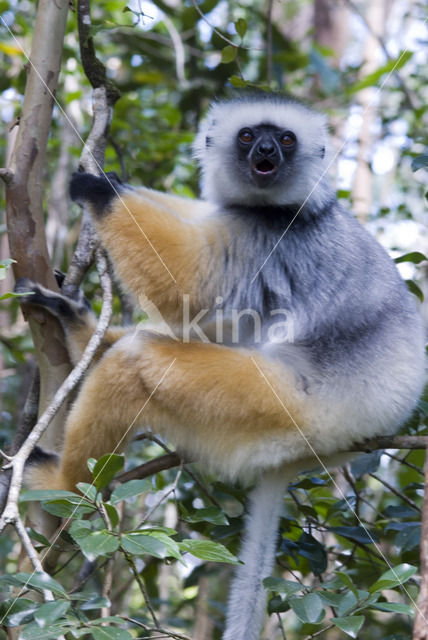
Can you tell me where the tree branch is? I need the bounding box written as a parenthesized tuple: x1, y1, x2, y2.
(413, 451, 428, 639)
(0, 250, 113, 532)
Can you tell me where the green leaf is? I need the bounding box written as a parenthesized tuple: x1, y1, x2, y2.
(0, 572, 67, 597)
(229, 75, 247, 87)
(371, 601, 413, 615)
(337, 590, 358, 617)
(27, 528, 51, 547)
(394, 251, 427, 264)
(394, 523, 421, 552)
(0, 598, 38, 627)
(179, 539, 241, 565)
(297, 532, 327, 575)
(20, 490, 81, 502)
(104, 503, 120, 528)
(72, 529, 120, 561)
(369, 564, 417, 593)
(20, 622, 73, 640)
(405, 279, 424, 302)
(0, 291, 34, 300)
(411, 154, 428, 171)
(234, 18, 247, 38)
(289, 593, 324, 623)
(329, 525, 379, 544)
(182, 506, 229, 526)
(92, 454, 124, 490)
(263, 577, 304, 596)
(348, 51, 412, 93)
(41, 498, 96, 518)
(76, 482, 98, 502)
(221, 45, 237, 64)
(268, 595, 290, 614)
(110, 478, 152, 504)
(91, 626, 133, 640)
(335, 571, 359, 597)
(0, 258, 16, 280)
(34, 600, 70, 628)
(121, 533, 169, 558)
(80, 596, 111, 611)
(331, 615, 365, 638)
(350, 451, 382, 478)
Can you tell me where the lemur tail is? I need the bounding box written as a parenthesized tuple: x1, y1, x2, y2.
(222, 468, 295, 640)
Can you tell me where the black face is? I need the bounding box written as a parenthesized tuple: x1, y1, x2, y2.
(236, 124, 297, 189)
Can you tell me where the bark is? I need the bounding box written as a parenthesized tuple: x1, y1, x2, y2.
(351, 1, 385, 222)
(413, 451, 428, 639)
(5, 0, 70, 451)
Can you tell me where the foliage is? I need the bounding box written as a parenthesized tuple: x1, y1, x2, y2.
(0, 0, 427, 638)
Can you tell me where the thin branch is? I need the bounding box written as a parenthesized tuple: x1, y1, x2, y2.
(304, 623, 334, 639)
(190, 0, 242, 48)
(384, 450, 424, 476)
(342, 0, 418, 109)
(139, 466, 183, 526)
(369, 473, 421, 513)
(266, 0, 274, 85)
(14, 516, 55, 601)
(123, 551, 159, 627)
(0, 251, 113, 532)
(351, 435, 428, 451)
(412, 452, 428, 639)
(123, 616, 192, 640)
(0, 367, 39, 513)
(276, 612, 287, 640)
(116, 453, 182, 484)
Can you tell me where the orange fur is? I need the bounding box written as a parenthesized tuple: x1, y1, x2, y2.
(91, 191, 232, 321)
(32, 330, 310, 491)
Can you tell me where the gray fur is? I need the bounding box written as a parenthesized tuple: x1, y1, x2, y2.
(198, 94, 426, 640)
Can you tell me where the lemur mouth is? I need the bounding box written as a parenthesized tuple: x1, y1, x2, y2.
(254, 159, 276, 175)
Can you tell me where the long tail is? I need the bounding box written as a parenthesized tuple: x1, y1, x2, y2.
(222, 468, 295, 640)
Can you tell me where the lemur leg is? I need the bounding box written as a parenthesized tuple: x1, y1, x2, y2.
(28, 332, 315, 492)
(15, 277, 127, 364)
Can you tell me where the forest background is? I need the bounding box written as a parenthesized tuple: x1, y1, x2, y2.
(0, 0, 428, 639)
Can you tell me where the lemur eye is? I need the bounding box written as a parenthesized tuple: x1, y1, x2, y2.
(238, 128, 254, 144)
(280, 131, 296, 147)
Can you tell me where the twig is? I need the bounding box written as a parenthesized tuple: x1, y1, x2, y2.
(304, 623, 334, 639)
(342, 0, 417, 109)
(412, 452, 428, 639)
(14, 515, 55, 602)
(351, 435, 428, 451)
(123, 616, 192, 640)
(140, 466, 183, 526)
(384, 451, 424, 476)
(123, 551, 159, 627)
(276, 612, 287, 640)
(99, 502, 114, 618)
(266, 0, 274, 85)
(116, 453, 182, 484)
(0, 251, 113, 533)
(0, 368, 39, 513)
(190, 0, 239, 48)
(369, 473, 421, 513)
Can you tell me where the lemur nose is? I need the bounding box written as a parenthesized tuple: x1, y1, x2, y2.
(257, 141, 275, 156)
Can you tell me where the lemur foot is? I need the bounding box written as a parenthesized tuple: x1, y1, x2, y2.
(14, 277, 90, 325)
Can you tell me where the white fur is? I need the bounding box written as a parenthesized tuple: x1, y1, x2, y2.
(222, 469, 292, 640)
(194, 98, 332, 210)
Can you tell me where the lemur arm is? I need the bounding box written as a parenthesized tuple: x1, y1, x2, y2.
(14, 277, 127, 365)
(70, 173, 226, 322)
